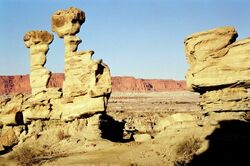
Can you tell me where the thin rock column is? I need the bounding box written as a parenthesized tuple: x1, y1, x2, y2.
(23, 30, 53, 95)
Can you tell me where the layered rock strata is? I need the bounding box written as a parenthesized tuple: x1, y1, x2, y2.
(184, 26, 250, 121)
(23, 31, 53, 95)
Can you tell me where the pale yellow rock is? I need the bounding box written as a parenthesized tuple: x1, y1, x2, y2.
(184, 26, 250, 114)
(25, 88, 62, 104)
(154, 113, 196, 132)
(170, 113, 196, 122)
(52, 7, 85, 38)
(133, 134, 152, 142)
(200, 87, 250, 112)
(51, 7, 112, 125)
(0, 94, 23, 114)
(23, 30, 53, 48)
(61, 96, 105, 121)
(0, 127, 18, 151)
(30, 68, 51, 94)
(24, 31, 53, 95)
(185, 27, 250, 91)
(23, 105, 51, 123)
(0, 114, 17, 125)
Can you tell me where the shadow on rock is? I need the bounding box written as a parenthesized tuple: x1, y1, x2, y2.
(188, 120, 250, 166)
(100, 113, 130, 142)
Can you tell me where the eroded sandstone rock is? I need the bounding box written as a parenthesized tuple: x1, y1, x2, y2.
(0, 127, 18, 151)
(52, 7, 85, 38)
(184, 26, 250, 119)
(52, 7, 112, 118)
(0, 7, 112, 149)
(24, 30, 53, 95)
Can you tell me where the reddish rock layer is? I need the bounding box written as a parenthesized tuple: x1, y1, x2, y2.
(0, 74, 186, 95)
(112, 76, 186, 92)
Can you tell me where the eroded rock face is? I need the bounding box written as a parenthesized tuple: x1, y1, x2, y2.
(184, 26, 250, 119)
(24, 30, 53, 95)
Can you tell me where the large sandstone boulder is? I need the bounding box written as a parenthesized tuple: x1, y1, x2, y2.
(52, 7, 85, 38)
(184, 26, 250, 91)
(184, 26, 250, 116)
(0, 127, 18, 151)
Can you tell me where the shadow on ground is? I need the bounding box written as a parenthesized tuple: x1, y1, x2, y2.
(188, 120, 250, 166)
(100, 113, 131, 142)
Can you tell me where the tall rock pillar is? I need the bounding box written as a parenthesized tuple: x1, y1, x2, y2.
(23, 31, 53, 95)
(51, 7, 112, 122)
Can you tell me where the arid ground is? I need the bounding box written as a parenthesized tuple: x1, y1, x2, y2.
(1, 91, 250, 166)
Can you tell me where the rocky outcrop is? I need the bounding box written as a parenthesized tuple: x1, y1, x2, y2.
(0, 75, 186, 95)
(0, 7, 112, 152)
(24, 31, 53, 95)
(51, 7, 111, 121)
(184, 26, 250, 121)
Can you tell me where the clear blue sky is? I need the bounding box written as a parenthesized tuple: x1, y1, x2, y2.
(0, 0, 250, 80)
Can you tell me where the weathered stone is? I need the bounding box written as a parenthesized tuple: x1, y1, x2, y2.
(0, 7, 112, 145)
(0, 127, 18, 151)
(61, 96, 105, 121)
(24, 30, 53, 48)
(133, 134, 152, 142)
(154, 113, 196, 132)
(23, 104, 51, 123)
(200, 87, 250, 112)
(0, 114, 17, 125)
(0, 94, 23, 114)
(184, 27, 250, 91)
(52, 7, 85, 38)
(24, 31, 53, 95)
(184, 26, 250, 119)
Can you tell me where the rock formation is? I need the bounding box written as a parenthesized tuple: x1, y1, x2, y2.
(51, 7, 111, 121)
(24, 31, 53, 95)
(0, 7, 112, 152)
(184, 26, 250, 122)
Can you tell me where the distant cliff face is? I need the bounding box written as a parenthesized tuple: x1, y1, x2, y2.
(111, 76, 186, 92)
(0, 74, 186, 95)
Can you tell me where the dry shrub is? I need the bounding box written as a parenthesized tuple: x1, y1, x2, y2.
(9, 145, 43, 166)
(174, 136, 201, 166)
(57, 130, 70, 140)
(9, 145, 67, 166)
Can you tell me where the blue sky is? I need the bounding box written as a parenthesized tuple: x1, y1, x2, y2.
(0, 0, 250, 80)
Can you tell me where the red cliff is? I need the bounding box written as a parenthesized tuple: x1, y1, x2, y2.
(0, 74, 186, 95)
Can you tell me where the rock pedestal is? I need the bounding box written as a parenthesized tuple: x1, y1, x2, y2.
(52, 7, 112, 121)
(24, 31, 53, 95)
(184, 26, 250, 122)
